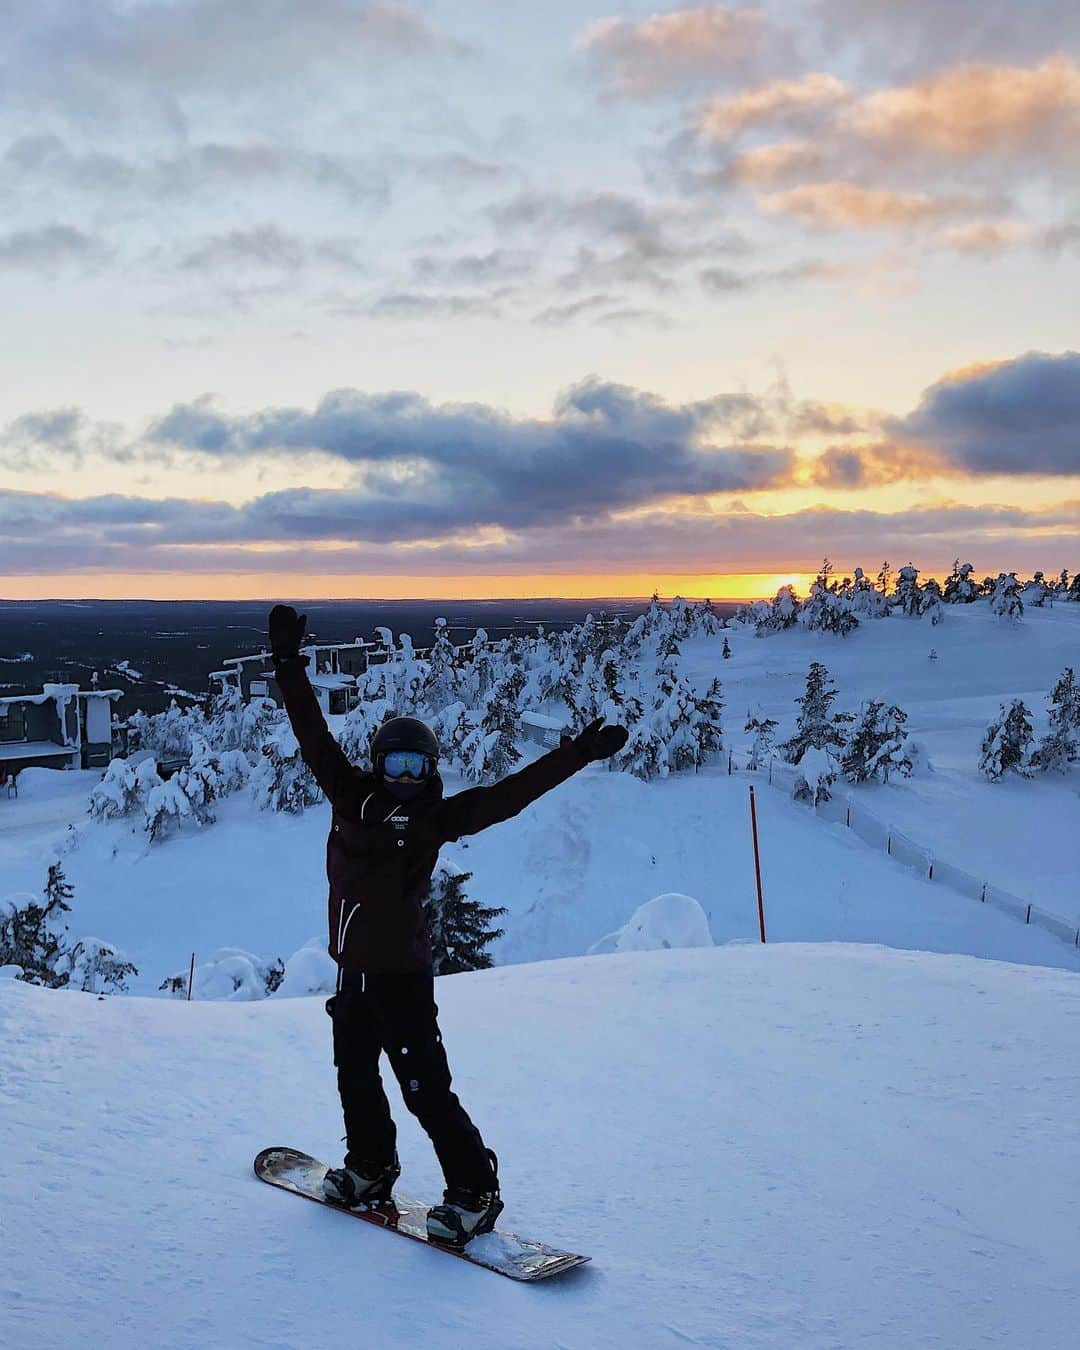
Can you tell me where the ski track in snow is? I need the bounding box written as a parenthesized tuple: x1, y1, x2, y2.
(3, 947, 1080, 1349)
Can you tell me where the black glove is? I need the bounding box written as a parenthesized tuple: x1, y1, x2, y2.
(573, 716, 629, 763)
(268, 604, 307, 662)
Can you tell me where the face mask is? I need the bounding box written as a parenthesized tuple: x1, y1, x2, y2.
(383, 776, 427, 802)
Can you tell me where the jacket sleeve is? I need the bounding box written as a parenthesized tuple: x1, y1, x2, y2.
(432, 740, 588, 844)
(272, 655, 354, 807)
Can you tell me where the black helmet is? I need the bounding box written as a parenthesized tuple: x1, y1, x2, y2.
(371, 716, 439, 762)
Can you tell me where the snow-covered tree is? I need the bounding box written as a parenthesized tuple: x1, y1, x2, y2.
(338, 699, 394, 769)
(693, 678, 725, 761)
(842, 701, 913, 784)
(722, 637, 732, 659)
(745, 712, 778, 770)
(64, 938, 138, 994)
(1021, 573, 1048, 608)
(423, 864, 507, 975)
(792, 744, 839, 805)
(422, 618, 460, 711)
(89, 757, 143, 820)
(979, 700, 1034, 779)
(782, 663, 850, 763)
(430, 701, 472, 770)
(891, 564, 923, 617)
(1032, 668, 1080, 772)
(757, 585, 801, 633)
(249, 724, 321, 814)
(618, 716, 668, 781)
(699, 598, 723, 637)
(206, 682, 244, 750)
(848, 567, 886, 620)
(920, 577, 944, 625)
(943, 560, 978, 604)
(0, 864, 74, 988)
(990, 573, 1024, 622)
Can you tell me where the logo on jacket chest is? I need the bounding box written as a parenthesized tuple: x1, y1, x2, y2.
(390, 814, 409, 831)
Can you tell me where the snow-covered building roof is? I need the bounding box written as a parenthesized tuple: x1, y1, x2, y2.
(308, 672, 356, 690)
(0, 740, 78, 763)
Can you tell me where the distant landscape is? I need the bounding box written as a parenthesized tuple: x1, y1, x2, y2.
(0, 597, 698, 715)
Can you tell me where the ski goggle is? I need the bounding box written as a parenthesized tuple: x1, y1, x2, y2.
(381, 749, 433, 780)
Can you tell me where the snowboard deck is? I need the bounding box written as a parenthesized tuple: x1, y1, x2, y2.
(253, 1147, 590, 1282)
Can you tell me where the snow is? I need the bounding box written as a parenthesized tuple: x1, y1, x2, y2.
(589, 891, 714, 954)
(3, 946, 1080, 1349)
(0, 740, 78, 762)
(4, 599, 1080, 1345)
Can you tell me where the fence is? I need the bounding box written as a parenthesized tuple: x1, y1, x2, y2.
(730, 753, 1080, 951)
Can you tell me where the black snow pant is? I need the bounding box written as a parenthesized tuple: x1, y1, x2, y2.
(327, 969, 495, 1194)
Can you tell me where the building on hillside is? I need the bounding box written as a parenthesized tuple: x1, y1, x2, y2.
(520, 709, 571, 749)
(208, 632, 493, 715)
(0, 684, 124, 783)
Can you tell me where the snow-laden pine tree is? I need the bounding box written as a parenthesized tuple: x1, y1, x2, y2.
(919, 577, 944, 625)
(619, 716, 668, 781)
(722, 637, 732, 659)
(89, 757, 144, 820)
(979, 700, 1035, 779)
(842, 701, 913, 784)
(338, 699, 394, 768)
(943, 560, 979, 604)
(0, 864, 73, 987)
(422, 618, 460, 711)
(1032, 668, 1080, 772)
(848, 567, 886, 619)
(1021, 573, 1048, 608)
(990, 573, 1024, 622)
(757, 584, 801, 633)
(694, 678, 725, 761)
(423, 865, 507, 975)
(206, 682, 244, 750)
(64, 938, 138, 994)
(429, 701, 472, 771)
(745, 713, 778, 770)
(249, 724, 321, 814)
(699, 598, 723, 637)
(891, 564, 923, 617)
(782, 663, 850, 763)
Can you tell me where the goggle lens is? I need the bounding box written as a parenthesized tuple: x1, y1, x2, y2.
(382, 750, 432, 779)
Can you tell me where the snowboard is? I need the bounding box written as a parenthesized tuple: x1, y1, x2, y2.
(253, 1147, 590, 1282)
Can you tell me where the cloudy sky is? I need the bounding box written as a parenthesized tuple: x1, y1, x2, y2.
(2, 0, 1078, 599)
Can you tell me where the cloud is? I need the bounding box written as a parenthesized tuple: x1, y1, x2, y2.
(3, 135, 383, 206)
(815, 0, 1080, 80)
(577, 6, 775, 98)
(2, 487, 1075, 578)
(699, 74, 850, 139)
(410, 250, 535, 287)
(846, 58, 1080, 160)
(892, 351, 1080, 476)
(4, 1, 466, 114)
(178, 226, 366, 276)
(0, 225, 106, 272)
(938, 221, 1031, 254)
(144, 380, 796, 531)
(758, 182, 979, 230)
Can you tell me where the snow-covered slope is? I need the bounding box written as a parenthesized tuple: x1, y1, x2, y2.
(4, 947, 1079, 1350)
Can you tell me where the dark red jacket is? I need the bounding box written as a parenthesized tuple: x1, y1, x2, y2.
(275, 655, 588, 975)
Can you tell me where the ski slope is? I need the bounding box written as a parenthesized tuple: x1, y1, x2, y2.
(4, 946, 1079, 1349)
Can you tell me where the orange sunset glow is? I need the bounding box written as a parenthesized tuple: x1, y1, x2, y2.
(0, 572, 818, 603)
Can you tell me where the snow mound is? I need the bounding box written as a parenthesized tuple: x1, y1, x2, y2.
(275, 938, 337, 998)
(588, 891, 714, 954)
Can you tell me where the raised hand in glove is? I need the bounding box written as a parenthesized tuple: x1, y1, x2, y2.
(572, 716, 629, 763)
(268, 604, 307, 662)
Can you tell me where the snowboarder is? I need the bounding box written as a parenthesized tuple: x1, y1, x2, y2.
(268, 605, 627, 1245)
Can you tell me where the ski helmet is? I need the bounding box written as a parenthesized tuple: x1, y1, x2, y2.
(371, 716, 439, 763)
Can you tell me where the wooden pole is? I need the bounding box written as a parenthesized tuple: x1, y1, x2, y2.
(749, 785, 767, 944)
(187, 952, 195, 1002)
